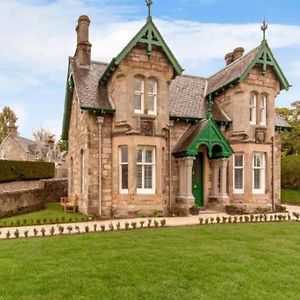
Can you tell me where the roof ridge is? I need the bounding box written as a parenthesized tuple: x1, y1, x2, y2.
(179, 74, 208, 80)
(208, 45, 261, 80)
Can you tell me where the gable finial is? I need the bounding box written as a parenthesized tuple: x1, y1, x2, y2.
(261, 19, 268, 41)
(146, 0, 153, 19)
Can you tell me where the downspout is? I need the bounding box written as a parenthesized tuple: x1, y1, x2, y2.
(168, 122, 173, 213)
(97, 117, 104, 216)
(272, 136, 276, 212)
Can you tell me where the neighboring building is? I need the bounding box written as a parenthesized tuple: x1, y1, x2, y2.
(0, 122, 62, 164)
(62, 14, 291, 217)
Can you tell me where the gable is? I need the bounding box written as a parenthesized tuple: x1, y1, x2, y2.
(99, 18, 183, 86)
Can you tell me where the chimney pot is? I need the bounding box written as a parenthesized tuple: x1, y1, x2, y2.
(7, 121, 18, 137)
(233, 47, 244, 61)
(225, 52, 234, 66)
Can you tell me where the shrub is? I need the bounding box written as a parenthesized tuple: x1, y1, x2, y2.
(125, 222, 130, 230)
(293, 212, 300, 221)
(281, 155, 300, 189)
(58, 226, 64, 234)
(109, 223, 114, 231)
(22, 219, 27, 226)
(67, 226, 73, 234)
(216, 216, 221, 224)
(33, 228, 38, 237)
(131, 222, 137, 229)
(116, 222, 121, 230)
(93, 224, 97, 232)
(49, 227, 55, 236)
(24, 230, 29, 238)
(139, 221, 145, 228)
(75, 226, 80, 233)
(222, 217, 227, 223)
(41, 228, 46, 237)
(85, 226, 90, 233)
(160, 219, 166, 227)
(154, 220, 159, 228)
(6, 231, 10, 239)
(100, 225, 105, 232)
(199, 218, 204, 225)
(0, 160, 54, 183)
(43, 218, 47, 224)
(147, 219, 152, 228)
(14, 229, 19, 238)
(16, 219, 21, 227)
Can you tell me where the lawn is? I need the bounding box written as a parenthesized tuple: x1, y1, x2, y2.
(0, 202, 88, 227)
(0, 223, 299, 299)
(281, 188, 300, 206)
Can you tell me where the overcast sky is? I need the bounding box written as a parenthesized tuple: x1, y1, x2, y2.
(1, 0, 300, 140)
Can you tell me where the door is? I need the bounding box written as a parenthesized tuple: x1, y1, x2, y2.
(192, 153, 204, 206)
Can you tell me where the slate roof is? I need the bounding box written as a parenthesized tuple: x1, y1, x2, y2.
(207, 45, 261, 94)
(275, 113, 292, 129)
(70, 58, 112, 110)
(14, 136, 37, 153)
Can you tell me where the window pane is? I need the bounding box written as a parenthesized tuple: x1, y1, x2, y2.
(254, 169, 261, 189)
(148, 80, 156, 93)
(121, 165, 128, 189)
(234, 155, 243, 167)
(137, 165, 143, 188)
(120, 146, 128, 163)
(134, 94, 142, 110)
(134, 78, 143, 91)
(144, 165, 153, 188)
(145, 149, 153, 163)
(148, 95, 155, 112)
(137, 149, 143, 162)
(234, 169, 243, 189)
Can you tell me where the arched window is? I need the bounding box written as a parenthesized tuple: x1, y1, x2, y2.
(260, 94, 267, 125)
(250, 93, 257, 124)
(80, 149, 84, 193)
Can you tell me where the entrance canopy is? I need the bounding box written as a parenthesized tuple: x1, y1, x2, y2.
(172, 119, 233, 158)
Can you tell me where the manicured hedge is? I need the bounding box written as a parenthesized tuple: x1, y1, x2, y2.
(281, 155, 300, 189)
(0, 160, 55, 183)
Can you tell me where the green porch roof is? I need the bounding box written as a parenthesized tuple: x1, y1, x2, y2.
(99, 17, 184, 86)
(173, 119, 233, 158)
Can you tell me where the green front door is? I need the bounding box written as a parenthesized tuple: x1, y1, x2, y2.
(192, 153, 204, 206)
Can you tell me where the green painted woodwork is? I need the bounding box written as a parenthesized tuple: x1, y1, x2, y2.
(192, 153, 204, 206)
(239, 40, 290, 91)
(99, 17, 183, 86)
(173, 119, 233, 159)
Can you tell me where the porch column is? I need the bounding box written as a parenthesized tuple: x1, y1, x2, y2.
(220, 158, 229, 198)
(211, 159, 220, 197)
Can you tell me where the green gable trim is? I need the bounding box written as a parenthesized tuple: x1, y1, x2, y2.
(81, 106, 115, 115)
(99, 17, 183, 86)
(239, 40, 290, 91)
(173, 119, 233, 159)
(275, 125, 292, 132)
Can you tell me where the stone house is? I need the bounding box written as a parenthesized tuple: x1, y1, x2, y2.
(62, 14, 291, 217)
(0, 122, 62, 164)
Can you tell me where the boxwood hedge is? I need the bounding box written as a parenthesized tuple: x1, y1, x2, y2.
(0, 160, 55, 183)
(281, 155, 300, 189)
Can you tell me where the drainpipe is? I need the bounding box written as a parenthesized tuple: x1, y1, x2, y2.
(168, 121, 174, 213)
(272, 136, 276, 212)
(97, 116, 104, 216)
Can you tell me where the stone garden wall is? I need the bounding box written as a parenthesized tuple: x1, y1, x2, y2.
(0, 178, 68, 218)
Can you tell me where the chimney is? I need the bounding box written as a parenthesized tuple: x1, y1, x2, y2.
(47, 136, 55, 149)
(7, 121, 18, 137)
(75, 15, 92, 66)
(224, 52, 234, 66)
(233, 47, 244, 61)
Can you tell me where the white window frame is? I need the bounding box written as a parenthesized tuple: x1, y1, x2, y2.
(252, 153, 265, 194)
(250, 93, 257, 125)
(136, 147, 156, 194)
(233, 154, 244, 193)
(147, 79, 157, 115)
(260, 95, 267, 125)
(119, 146, 128, 194)
(134, 77, 144, 114)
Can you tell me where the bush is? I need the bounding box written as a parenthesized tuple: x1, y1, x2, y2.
(0, 160, 55, 183)
(281, 155, 300, 189)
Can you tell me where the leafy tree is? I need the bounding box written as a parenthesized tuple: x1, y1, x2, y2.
(276, 100, 300, 155)
(57, 139, 68, 151)
(0, 106, 17, 144)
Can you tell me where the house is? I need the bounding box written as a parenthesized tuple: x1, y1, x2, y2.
(62, 12, 291, 217)
(0, 121, 61, 164)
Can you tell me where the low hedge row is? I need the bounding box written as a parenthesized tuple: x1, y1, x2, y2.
(0, 160, 55, 183)
(281, 155, 300, 189)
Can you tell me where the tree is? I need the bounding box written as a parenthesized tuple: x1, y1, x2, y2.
(57, 139, 68, 152)
(0, 106, 17, 144)
(33, 128, 55, 145)
(276, 100, 300, 155)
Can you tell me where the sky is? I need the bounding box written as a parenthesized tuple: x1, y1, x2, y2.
(1, 0, 300, 140)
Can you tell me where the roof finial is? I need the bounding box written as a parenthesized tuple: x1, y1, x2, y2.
(261, 19, 268, 41)
(146, 0, 153, 19)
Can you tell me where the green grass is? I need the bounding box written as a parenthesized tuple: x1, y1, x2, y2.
(281, 188, 300, 205)
(0, 202, 88, 227)
(0, 223, 300, 299)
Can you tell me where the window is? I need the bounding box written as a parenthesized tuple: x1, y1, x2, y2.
(147, 79, 157, 115)
(233, 154, 244, 193)
(80, 149, 84, 193)
(134, 76, 158, 115)
(250, 94, 256, 124)
(134, 77, 144, 114)
(260, 95, 267, 125)
(253, 153, 265, 194)
(137, 147, 155, 194)
(119, 146, 128, 193)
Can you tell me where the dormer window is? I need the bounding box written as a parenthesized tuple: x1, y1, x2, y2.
(134, 77, 144, 114)
(260, 95, 267, 125)
(250, 93, 256, 124)
(134, 76, 158, 115)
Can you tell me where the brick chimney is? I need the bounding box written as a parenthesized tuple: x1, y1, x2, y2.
(75, 15, 92, 66)
(224, 52, 234, 66)
(233, 47, 244, 61)
(7, 121, 18, 137)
